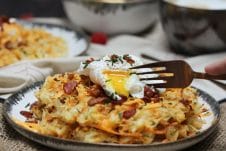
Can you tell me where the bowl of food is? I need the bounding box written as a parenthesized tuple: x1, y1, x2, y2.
(3, 54, 220, 151)
(159, 0, 226, 55)
(62, 0, 158, 35)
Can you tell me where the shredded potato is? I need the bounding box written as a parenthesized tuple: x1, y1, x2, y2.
(0, 22, 67, 67)
(29, 72, 209, 144)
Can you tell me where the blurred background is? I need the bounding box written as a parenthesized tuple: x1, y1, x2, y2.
(0, 0, 65, 17)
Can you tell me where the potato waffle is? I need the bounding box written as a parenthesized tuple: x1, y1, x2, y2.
(0, 22, 67, 67)
(27, 72, 209, 144)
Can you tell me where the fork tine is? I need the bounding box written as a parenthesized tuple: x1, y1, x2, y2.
(147, 83, 168, 88)
(130, 60, 185, 69)
(130, 62, 166, 69)
(140, 76, 173, 81)
(135, 70, 170, 75)
(148, 83, 181, 88)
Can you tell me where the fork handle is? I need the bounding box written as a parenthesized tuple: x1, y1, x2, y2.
(193, 71, 226, 80)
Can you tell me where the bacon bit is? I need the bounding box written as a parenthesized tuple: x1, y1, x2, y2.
(88, 97, 108, 106)
(47, 106, 56, 113)
(154, 129, 166, 135)
(83, 58, 95, 69)
(111, 54, 119, 60)
(80, 75, 93, 86)
(53, 78, 59, 82)
(30, 101, 38, 109)
(168, 118, 177, 124)
(123, 54, 135, 65)
(180, 99, 190, 106)
(0, 16, 10, 28)
(60, 98, 66, 104)
(85, 58, 95, 64)
(181, 120, 187, 125)
(123, 108, 136, 119)
(143, 86, 157, 102)
(153, 94, 159, 98)
(88, 85, 105, 97)
(108, 54, 120, 65)
(144, 86, 155, 97)
(20, 111, 33, 119)
(154, 134, 166, 142)
(91, 32, 108, 45)
(4, 41, 15, 50)
(63, 81, 77, 94)
(67, 73, 74, 80)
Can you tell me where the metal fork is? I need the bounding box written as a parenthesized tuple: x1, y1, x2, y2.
(131, 60, 226, 88)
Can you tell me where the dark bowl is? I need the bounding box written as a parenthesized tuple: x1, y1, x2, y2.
(159, 0, 226, 55)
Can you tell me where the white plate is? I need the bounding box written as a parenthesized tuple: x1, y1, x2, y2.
(3, 82, 220, 151)
(16, 19, 89, 57)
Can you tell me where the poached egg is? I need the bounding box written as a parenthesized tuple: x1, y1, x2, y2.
(77, 54, 147, 100)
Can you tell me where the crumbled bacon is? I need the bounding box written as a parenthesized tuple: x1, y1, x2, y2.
(85, 58, 95, 64)
(0, 16, 10, 28)
(4, 41, 15, 50)
(47, 106, 56, 113)
(67, 73, 74, 80)
(80, 75, 93, 86)
(30, 101, 39, 109)
(144, 86, 155, 97)
(111, 54, 119, 60)
(20, 111, 33, 119)
(88, 97, 108, 106)
(83, 58, 95, 69)
(60, 98, 66, 104)
(63, 81, 77, 94)
(180, 99, 190, 106)
(123, 108, 136, 119)
(87, 85, 105, 97)
(143, 86, 159, 103)
(123, 55, 135, 65)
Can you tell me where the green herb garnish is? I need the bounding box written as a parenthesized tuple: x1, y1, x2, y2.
(82, 62, 89, 69)
(25, 103, 30, 108)
(82, 58, 95, 69)
(118, 112, 123, 119)
(105, 79, 111, 83)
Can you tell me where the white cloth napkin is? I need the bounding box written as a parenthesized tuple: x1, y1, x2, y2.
(88, 24, 185, 60)
(0, 19, 225, 101)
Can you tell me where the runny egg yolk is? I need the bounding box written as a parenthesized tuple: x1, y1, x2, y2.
(103, 70, 131, 97)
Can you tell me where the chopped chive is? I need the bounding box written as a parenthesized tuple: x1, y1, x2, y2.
(119, 57, 124, 63)
(25, 103, 30, 108)
(105, 79, 111, 83)
(118, 112, 122, 119)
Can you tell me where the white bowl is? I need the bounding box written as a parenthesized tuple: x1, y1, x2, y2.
(62, 0, 158, 35)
